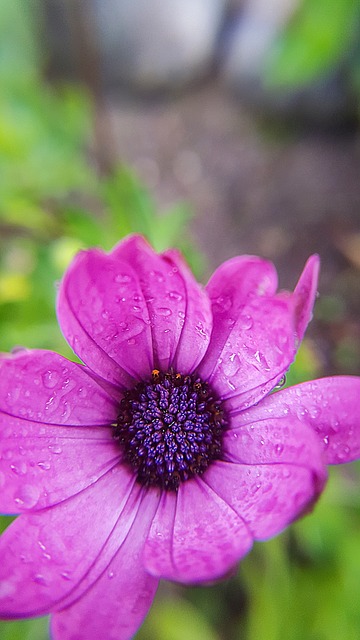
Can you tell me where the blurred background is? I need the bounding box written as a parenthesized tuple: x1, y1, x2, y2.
(1, 1, 360, 638)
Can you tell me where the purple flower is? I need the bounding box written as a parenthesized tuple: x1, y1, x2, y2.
(0, 235, 359, 639)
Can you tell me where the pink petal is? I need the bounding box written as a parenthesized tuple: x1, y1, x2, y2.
(160, 248, 212, 373)
(57, 248, 155, 386)
(223, 416, 325, 469)
(235, 376, 360, 465)
(204, 459, 325, 540)
(0, 465, 136, 618)
(51, 491, 159, 640)
(198, 256, 320, 411)
(113, 235, 211, 373)
(199, 256, 277, 378)
(292, 254, 320, 342)
(198, 255, 278, 380)
(0, 350, 119, 425)
(143, 478, 253, 583)
(203, 414, 327, 539)
(203, 295, 298, 409)
(0, 418, 119, 514)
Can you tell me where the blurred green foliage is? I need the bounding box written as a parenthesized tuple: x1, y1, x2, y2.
(265, 0, 360, 94)
(1, 2, 360, 640)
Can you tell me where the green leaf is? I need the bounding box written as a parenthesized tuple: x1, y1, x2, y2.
(264, 0, 359, 88)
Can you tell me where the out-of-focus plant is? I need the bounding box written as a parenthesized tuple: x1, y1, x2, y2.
(0, 0, 197, 354)
(264, 0, 360, 106)
(1, 2, 360, 640)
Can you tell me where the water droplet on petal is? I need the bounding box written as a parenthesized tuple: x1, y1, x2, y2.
(167, 291, 183, 301)
(37, 461, 51, 471)
(222, 353, 241, 377)
(156, 307, 172, 317)
(48, 444, 62, 455)
(274, 375, 286, 390)
(14, 484, 40, 509)
(61, 572, 72, 581)
(114, 273, 131, 284)
(42, 370, 60, 389)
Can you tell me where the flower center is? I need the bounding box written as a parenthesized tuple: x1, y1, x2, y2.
(114, 369, 228, 491)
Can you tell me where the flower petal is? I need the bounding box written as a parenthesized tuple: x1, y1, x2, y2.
(0, 465, 136, 618)
(57, 247, 155, 386)
(223, 416, 325, 468)
(0, 350, 119, 426)
(113, 235, 211, 372)
(198, 255, 278, 379)
(0, 418, 119, 514)
(235, 376, 360, 465)
(160, 248, 212, 373)
(198, 256, 319, 411)
(50, 491, 159, 640)
(204, 459, 324, 540)
(292, 254, 320, 342)
(202, 414, 327, 539)
(143, 478, 253, 583)
(201, 295, 298, 409)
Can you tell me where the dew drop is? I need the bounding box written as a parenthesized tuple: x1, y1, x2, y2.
(167, 291, 183, 301)
(149, 270, 164, 282)
(10, 461, 27, 476)
(240, 314, 253, 330)
(14, 484, 40, 509)
(274, 443, 284, 456)
(37, 461, 51, 471)
(156, 307, 172, 317)
(274, 375, 286, 390)
(42, 370, 60, 389)
(119, 321, 129, 331)
(114, 273, 131, 284)
(61, 572, 72, 581)
(222, 353, 241, 377)
(48, 444, 62, 455)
